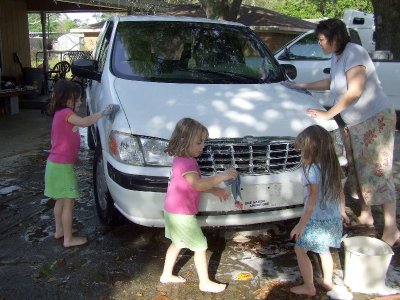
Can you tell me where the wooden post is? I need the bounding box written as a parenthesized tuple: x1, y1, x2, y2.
(40, 11, 48, 94)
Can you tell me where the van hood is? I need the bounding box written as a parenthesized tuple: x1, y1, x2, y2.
(113, 79, 338, 139)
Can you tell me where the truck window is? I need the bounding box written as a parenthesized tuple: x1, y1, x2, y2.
(348, 28, 362, 46)
(286, 33, 331, 60)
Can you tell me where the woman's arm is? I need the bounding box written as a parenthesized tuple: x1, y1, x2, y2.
(290, 184, 318, 240)
(294, 78, 331, 91)
(306, 65, 366, 120)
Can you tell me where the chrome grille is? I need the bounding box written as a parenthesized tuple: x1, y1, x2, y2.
(196, 137, 301, 175)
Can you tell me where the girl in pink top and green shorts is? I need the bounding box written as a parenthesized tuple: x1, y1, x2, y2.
(160, 118, 237, 293)
(44, 79, 115, 248)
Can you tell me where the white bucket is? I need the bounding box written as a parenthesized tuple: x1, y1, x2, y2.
(343, 236, 394, 293)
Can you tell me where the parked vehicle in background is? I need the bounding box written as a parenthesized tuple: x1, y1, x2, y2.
(274, 24, 400, 128)
(342, 9, 375, 54)
(71, 15, 346, 228)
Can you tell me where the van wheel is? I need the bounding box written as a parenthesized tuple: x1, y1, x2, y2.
(93, 144, 123, 225)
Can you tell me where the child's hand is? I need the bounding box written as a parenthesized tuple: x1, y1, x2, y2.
(101, 104, 120, 117)
(341, 211, 350, 225)
(221, 167, 237, 181)
(290, 223, 305, 241)
(211, 187, 230, 202)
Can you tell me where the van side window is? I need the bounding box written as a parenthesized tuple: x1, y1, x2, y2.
(97, 23, 113, 72)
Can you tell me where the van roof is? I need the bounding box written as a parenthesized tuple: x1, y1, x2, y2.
(113, 15, 247, 27)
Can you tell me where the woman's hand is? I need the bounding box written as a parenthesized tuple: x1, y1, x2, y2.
(306, 108, 331, 120)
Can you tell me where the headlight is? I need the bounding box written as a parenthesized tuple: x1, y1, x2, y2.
(108, 131, 173, 166)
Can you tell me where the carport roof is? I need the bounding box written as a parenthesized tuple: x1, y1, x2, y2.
(25, 0, 168, 13)
(26, 0, 122, 12)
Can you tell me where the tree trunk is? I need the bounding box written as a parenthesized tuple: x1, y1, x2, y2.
(198, 0, 243, 21)
(372, 0, 400, 60)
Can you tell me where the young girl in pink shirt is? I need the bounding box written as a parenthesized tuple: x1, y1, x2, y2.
(160, 118, 237, 293)
(44, 79, 116, 248)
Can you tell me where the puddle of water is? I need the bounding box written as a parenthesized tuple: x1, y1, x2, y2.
(0, 185, 21, 195)
(79, 127, 89, 150)
(25, 223, 53, 243)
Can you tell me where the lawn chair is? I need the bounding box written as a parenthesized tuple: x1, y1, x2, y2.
(46, 60, 71, 92)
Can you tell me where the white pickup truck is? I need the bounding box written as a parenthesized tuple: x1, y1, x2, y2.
(274, 30, 400, 128)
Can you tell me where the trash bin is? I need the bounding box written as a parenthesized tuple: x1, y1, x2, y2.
(22, 67, 43, 96)
(343, 236, 394, 293)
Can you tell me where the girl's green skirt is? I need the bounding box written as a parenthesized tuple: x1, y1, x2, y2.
(44, 160, 79, 199)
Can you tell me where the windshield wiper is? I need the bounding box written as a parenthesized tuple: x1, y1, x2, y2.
(187, 68, 263, 84)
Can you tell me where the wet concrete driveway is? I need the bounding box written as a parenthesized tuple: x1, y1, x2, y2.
(0, 109, 399, 300)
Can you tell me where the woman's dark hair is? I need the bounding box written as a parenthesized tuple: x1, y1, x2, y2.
(47, 79, 82, 117)
(315, 18, 350, 55)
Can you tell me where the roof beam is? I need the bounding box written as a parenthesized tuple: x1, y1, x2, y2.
(26, 0, 170, 12)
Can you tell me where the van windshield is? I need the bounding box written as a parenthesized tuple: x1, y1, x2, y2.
(111, 21, 284, 84)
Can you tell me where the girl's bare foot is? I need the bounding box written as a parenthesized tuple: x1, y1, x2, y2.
(382, 229, 400, 247)
(54, 228, 78, 239)
(315, 277, 333, 291)
(63, 236, 87, 248)
(357, 211, 374, 226)
(199, 281, 226, 293)
(160, 275, 186, 283)
(290, 284, 316, 296)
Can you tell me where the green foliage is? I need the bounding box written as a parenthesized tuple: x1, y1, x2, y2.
(161, 0, 373, 19)
(28, 13, 59, 33)
(255, 0, 373, 18)
(57, 16, 81, 34)
(95, 12, 126, 21)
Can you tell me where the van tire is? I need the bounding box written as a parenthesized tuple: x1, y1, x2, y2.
(93, 143, 123, 225)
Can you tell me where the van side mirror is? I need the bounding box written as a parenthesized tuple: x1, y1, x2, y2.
(71, 59, 102, 82)
(281, 64, 297, 80)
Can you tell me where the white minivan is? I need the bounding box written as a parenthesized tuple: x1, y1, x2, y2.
(71, 15, 346, 227)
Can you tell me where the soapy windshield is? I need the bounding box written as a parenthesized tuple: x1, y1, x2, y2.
(111, 21, 284, 84)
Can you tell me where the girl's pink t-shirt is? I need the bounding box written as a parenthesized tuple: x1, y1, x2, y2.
(48, 107, 80, 164)
(164, 156, 201, 215)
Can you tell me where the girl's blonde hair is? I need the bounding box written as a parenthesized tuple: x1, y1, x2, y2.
(165, 118, 209, 157)
(47, 79, 82, 117)
(295, 125, 342, 206)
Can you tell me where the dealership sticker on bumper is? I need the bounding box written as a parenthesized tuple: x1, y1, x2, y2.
(241, 183, 282, 209)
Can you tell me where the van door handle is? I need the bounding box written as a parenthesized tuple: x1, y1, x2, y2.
(323, 68, 331, 74)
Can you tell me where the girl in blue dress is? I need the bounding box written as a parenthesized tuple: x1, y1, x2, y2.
(290, 125, 349, 296)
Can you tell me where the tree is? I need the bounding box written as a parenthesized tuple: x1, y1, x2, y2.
(272, 0, 372, 19)
(197, 0, 243, 20)
(372, 0, 400, 59)
(28, 13, 59, 34)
